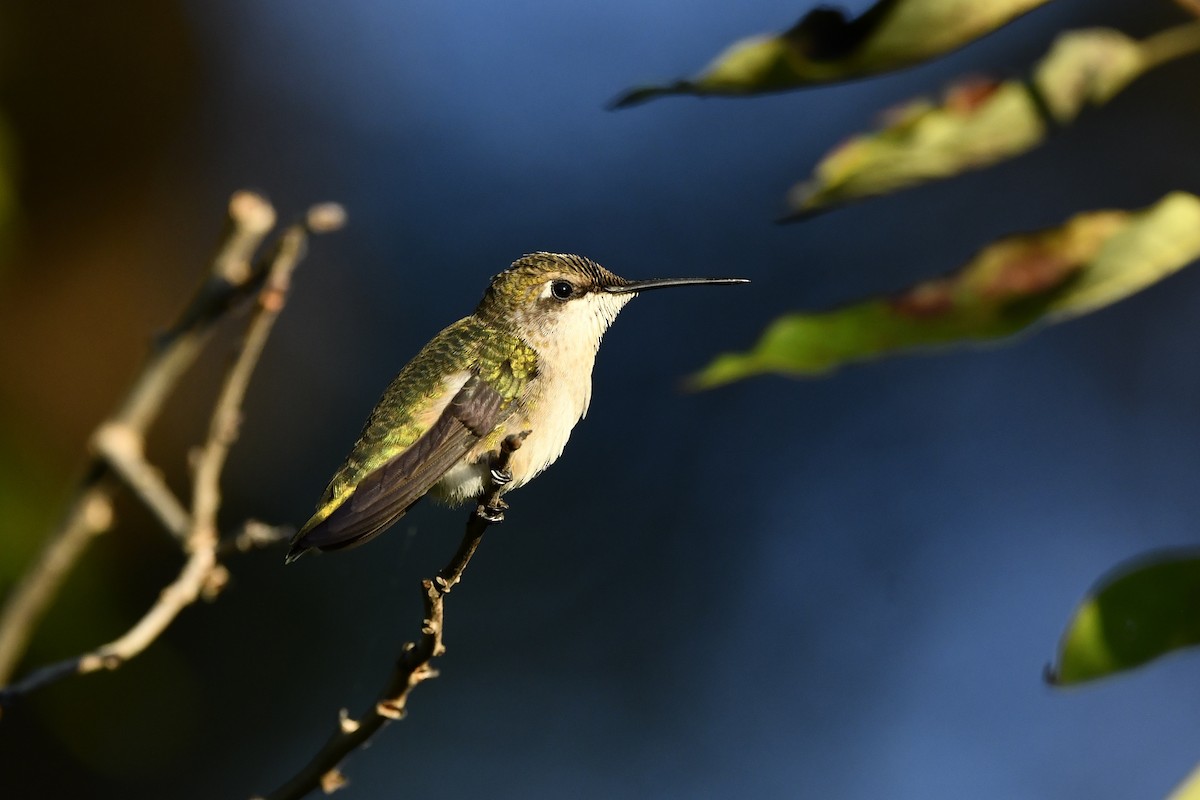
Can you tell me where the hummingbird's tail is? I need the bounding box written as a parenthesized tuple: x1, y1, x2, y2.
(284, 494, 423, 563)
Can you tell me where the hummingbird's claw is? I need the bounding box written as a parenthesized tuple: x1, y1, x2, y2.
(477, 499, 508, 524)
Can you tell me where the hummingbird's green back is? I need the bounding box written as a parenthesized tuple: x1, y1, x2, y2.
(300, 315, 536, 538)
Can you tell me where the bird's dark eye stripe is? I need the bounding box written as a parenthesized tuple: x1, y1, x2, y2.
(550, 280, 574, 300)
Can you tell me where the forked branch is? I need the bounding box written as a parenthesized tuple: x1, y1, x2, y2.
(0, 192, 277, 685)
(0, 197, 344, 707)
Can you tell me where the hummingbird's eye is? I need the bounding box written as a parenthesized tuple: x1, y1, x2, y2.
(550, 280, 575, 301)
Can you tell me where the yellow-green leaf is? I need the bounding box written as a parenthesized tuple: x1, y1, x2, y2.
(1048, 551, 1200, 687)
(1169, 763, 1200, 800)
(692, 192, 1200, 387)
(787, 24, 1200, 217)
(611, 0, 1052, 108)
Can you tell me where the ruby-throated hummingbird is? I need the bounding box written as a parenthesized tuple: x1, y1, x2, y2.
(286, 252, 747, 563)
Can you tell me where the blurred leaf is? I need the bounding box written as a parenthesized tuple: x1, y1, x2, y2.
(693, 192, 1200, 386)
(1048, 550, 1200, 686)
(1170, 763, 1200, 800)
(787, 24, 1200, 217)
(611, 0, 1051, 107)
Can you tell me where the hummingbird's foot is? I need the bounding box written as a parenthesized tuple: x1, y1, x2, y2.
(477, 497, 508, 524)
(476, 431, 525, 524)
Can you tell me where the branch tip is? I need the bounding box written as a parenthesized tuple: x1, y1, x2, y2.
(503, 430, 530, 453)
(305, 203, 347, 234)
(81, 493, 115, 533)
(91, 421, 142, 459)
(0, 190, 336, 697)
(319, 769, 348, 794)
(228, 191, 277, 234)
(337, 710, 360, 734)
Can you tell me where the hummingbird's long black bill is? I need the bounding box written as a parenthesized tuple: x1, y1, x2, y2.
(603, 277, 750, 294)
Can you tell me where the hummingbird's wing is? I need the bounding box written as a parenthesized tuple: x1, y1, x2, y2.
(287, 373, 504, 558)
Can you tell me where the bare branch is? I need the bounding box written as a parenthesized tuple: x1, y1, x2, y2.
(0, 200, 346, 704)
(259, 433, 527, 800)
(190, 213, 319, 546)
(0, 482, 116, 683)
(0, 544, 221, 700)
(146, 191, 279, 377)
(92, 422, 191, 542)
(120, 191, 278, 432)
(0, 191, 276, 684)
(0, 518, 293, 705)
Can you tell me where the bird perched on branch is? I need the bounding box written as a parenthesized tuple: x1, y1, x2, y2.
(286, 252, 747, 563)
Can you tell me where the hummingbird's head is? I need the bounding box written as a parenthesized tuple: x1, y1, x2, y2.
(475, 252, 748, 353)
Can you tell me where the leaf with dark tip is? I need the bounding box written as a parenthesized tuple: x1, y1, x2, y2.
(692, 193, 1200, 387)
(785, 24, 1200, 217)
(611, 0, 1052, 108)
(1048, 550, 1200, 686)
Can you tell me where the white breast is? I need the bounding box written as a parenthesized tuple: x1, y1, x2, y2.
(508, 349, 593, 488)
(507, 287, 631, 487)
(435, 287, 633, 505)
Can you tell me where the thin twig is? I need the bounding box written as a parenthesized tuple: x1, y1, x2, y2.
(189, 213, 314, 546)
(0, 191, 277, 685)
(259, 433, 528, 800)
(0, 202, 346, 707)
(92, 422, 191, 542)
(0, 544, 222, 699)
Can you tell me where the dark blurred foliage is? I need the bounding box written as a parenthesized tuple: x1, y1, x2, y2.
(3, 1, 1200, 799)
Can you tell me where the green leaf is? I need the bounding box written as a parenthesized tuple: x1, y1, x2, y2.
(786, 24, 1200, 217)
(1048, 550, 1200, 686)
(611, 0, 1052, 108)
(692, 192, 1200, 387)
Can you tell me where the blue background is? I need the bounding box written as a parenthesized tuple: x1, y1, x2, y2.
(3, 1, 1200, 797)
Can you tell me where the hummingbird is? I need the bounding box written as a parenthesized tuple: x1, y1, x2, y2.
(285, 252, 747, 563)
